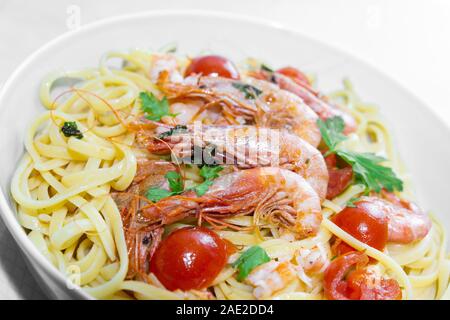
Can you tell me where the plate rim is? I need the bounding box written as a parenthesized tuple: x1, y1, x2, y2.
(0, 9, 448, 299)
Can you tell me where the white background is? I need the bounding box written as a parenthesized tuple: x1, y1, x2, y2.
(0, 0, 449, 299)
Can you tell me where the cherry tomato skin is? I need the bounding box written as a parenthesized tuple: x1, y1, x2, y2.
(149, 227, 228, 291)
(277, 66, 311, 86)
(326, 167, 353, 199)
(324, 252, 369, 300)
(347, 269, 402, 300)
(333, 239, 356, 256)
(325, 154, 353, 199)
(323, 252, 401, 300)
(184, 55, 240, 79)
(333, 201, 389, 251)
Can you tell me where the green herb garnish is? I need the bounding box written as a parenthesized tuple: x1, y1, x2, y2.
(318, 116, 403, 193)
(261, 64, 274, 73)
(145, 171, 183, 202)
(191, 179, 213, 197)
(232, 83, 263, 99)
(346, 197, 361, 208)
(145, 165, 224, 202)
(191, 165, 223, 196)
(158, 125, 188, 139)
(61, 121, 83, 139)
(232, 246, 271, 281)
(165, 171, 184, 194)
(199, 164, 223, 180)
(145, 188, 173, 203)
(338, 151, 403, 193)
(140, 91, 176, 121)
(317, 116, 347, 157)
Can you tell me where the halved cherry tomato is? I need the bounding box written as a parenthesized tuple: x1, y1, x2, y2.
(277, 66, 311, 87)
(325, 154, 353, 199)
(332, 199, 388, 252)
(346, 268, 402, 300)
(324, 252, 402, 300)
(149, 227, 229, 291)
(184, 55, 240, 79)
(324, 251, 368, 300)
(332, 239, 356, 256)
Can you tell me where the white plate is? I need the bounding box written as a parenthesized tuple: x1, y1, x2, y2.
(0, 10, 449, 299)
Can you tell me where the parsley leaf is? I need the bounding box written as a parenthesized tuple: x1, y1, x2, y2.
(145, 171, 183, 202)
(317, 117, 346, 156)
(232, 246, 271, 281)
(199, 165, 223, 180)
(338, 151, 403, 193)
(317, 116, 403, 193)
(145, 188, 172, 203)
(165, 171, 183, 194)
(191, 165, 223, 196)
(192, 179, 214, 197)
(145, 166, 224, 201)
(140, 92, 175, 121)
(346, 197, 361, 208)
(61, 121, 83, 139)
(232, 83, 263, 99)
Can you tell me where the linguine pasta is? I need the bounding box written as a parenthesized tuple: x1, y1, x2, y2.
(10, 49, 450, 300)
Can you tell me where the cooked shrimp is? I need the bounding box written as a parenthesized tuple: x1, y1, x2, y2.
(253, 69, 357, 134)
(149, 53, 183, 83)
(160, 75, 321, 147)
(357, 193, 432, 244)
(146, 125, 328, 199)
(112, 158, 176, 207)
(112, 159, 176, 278)
(168, 100, 227, 125)
(141, 167, 322, 239)
(294, 245, 330, 288)
(296, 245, 330, 274)
(245, 260, 297, 299)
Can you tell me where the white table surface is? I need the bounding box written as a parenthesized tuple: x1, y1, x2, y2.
(1, 0, 449, 299)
